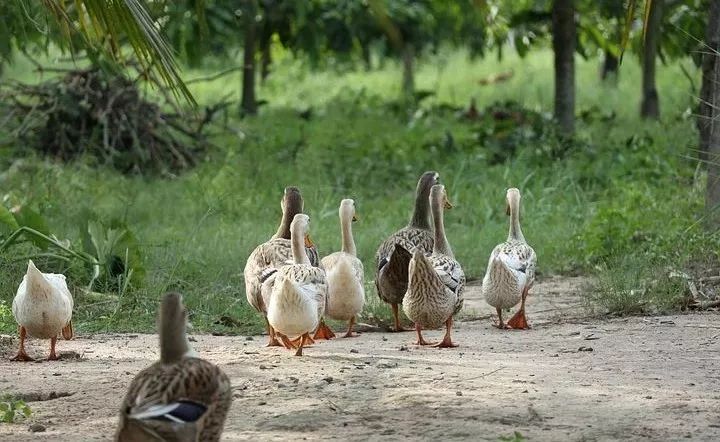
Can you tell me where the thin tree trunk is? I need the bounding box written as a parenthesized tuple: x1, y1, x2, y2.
(260, 36, 272, 84)
(698, 0, 720, 163)
(552, 0, 576, 136)
(707, 1, 720, 230)
(640, 0, 664, 119)
(362, 44, 372, 71)
(401, 43, 415, 98)
(601, 49, 619, 83)
(241, 0, 258, 115)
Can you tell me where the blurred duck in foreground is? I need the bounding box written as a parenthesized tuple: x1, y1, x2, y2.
(244, 186, 320, 346)
(322, 199, 365, 338)
(115, 292, 231, 441)
(267, 214, 329, 356)
(403, 184, 465, 348)
(11, 260, 73, 361)
(482, 188, 537, 329)
(375, 171, 439, 331)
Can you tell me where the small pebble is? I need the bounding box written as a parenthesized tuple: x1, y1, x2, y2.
(258, 401, 267, 405)
(245, 336, 254, 341)
(349, 349, 359, 354)
(456, 391, 463, 396)
(259, 365, 270, 370)
(382, 337, 388, 341)
(188, 336, 197, 342)
(398, 345, 409, 351)
(28, 424, 46, 433)
(271, 377, 279, 382)
(323, 376, 334, 384)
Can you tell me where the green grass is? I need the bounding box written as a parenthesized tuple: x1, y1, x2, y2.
(0, 47, 716, 334)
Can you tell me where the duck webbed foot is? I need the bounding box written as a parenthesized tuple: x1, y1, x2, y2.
(313, 320, 336, 340)
(432, 318, 459, 348)
(413, 324, 435, 346)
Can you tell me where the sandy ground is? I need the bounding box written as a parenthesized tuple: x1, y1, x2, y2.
(1, 276, 719, 441)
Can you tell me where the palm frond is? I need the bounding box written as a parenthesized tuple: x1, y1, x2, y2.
(38, 0, 195, 105)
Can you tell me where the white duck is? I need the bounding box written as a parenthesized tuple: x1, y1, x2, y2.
(403, 184, 465, 348)
(482, 188, 537, 329)
(267, 214, 328, 356)
(321, 199, 364, 338)
(11, 260, 73, 361)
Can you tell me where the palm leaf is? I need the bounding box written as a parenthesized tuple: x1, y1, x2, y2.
(36, 0, 195, 105)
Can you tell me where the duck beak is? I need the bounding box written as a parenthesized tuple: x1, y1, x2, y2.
(304, 235, 314, 248)
(352, 214, 359, 222)
(444, 197, 453, 210)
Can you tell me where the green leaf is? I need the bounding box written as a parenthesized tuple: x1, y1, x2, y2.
(12, 206, 51, 250)
(0, 205, 19, 234)
(0, 402, 9, 412)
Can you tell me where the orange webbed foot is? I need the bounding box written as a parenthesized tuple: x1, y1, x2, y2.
(313, 321, 336, 340)
(506, 309, 530, 330)
(432, 337, 459, 348)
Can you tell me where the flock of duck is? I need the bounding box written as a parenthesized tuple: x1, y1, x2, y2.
(7, 171, 536, 440)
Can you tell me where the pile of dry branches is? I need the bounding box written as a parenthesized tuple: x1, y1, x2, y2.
(1, 67, 221, 175)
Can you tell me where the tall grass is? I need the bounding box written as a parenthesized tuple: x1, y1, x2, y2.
(0, 48, 714, 333)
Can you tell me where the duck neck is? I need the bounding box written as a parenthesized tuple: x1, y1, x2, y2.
(410, 187, 432, 230)
(160, 319, 190, 364)
(275, 199, 302, 239)
(431, 197, 453, 257)
(340, 214, 356, 256)
(508, 199, 525, 242)
(291, 227, 310, 265)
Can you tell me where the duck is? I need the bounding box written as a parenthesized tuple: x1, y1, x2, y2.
(403, 184, 465, 348)
(321, 199, 364, 338)
(267, 214, 328, 356)
(482, 188, 537, 330)
(244, 186, 320, 346)
(115, 292, 232, 441)
(375, 171, 439, 331)
(11, 260, 73, 361)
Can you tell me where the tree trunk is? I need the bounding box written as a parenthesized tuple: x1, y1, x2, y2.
(240, 1, 258, 115)
(707, 1, 720, 230)
(401, 43, 415, 98)
(698, 0, 720, 163)
(552, 0, 576, 136)
(260, 37, 272, 84)
(640, 0, 664, 119)
(362, 44, 372, 71)
(600, 49, 619, 83)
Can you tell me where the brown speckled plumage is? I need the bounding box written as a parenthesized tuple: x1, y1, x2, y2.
(116, 293, 231, 442)
(482, 188, 537, 328)
(403, 184, 465, 333)
(375, 172, 439, 307)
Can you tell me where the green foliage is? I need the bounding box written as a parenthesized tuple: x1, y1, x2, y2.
(498, 431, 526, 442)
(0, 47, 706, 333)
(0, 397, 32, 424)
(0, 300, 12, 330)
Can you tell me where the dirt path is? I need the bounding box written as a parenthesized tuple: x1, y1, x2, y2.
(1, 276, 719, 441)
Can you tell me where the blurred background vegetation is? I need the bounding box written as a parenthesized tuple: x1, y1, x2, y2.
(0, 0, 718, 335)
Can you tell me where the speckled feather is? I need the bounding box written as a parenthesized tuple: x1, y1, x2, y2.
(403, 250, 465, 330)
(482, 239, 537, 310)
(375, 227, 433, 304)
(116, 358, 232, 442)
